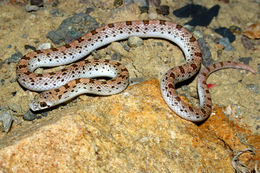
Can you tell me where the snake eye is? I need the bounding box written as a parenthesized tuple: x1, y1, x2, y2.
(40, 102, 47, 107)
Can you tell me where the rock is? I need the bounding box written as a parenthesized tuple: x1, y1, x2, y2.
(198, 38, 214, 66)
(241, 36, 255, 50)
(25, 5, 39, 12)
(0, 111, 13, 132)
(46, 13, 99, 44)
(218, 37, 234, 51)
(0, 79, 257, 172)
(30, 0, 43, 7)
(37, 43, 51, 50)
(127, 36, 143, 47)
(243, 23, 260, 39)
(7, 51, 23, 63)
(23, 110, 38, 121)
(238, 57, 252, 65)
(156, 5, 169, 16)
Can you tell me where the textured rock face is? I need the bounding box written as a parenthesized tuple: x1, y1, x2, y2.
(0, 79, 256, 172)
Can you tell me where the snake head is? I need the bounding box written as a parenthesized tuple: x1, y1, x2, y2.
(29, 93, 54, 111)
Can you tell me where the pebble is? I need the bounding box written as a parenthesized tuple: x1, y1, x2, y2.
(111, 52, 121, 61)
(40, 111, 48, 117)
(238, 57, 252, 65)
(1, 79, 5, 86)
(218, 37, 234, 51)
(139, 6, 149, 13)
(30, 0, 43, 7)
(128, 36, 143, 47)
(7, 51, 23, 63)
(121, 43, 130, 52)
(23, 110, 38, 121)
(148, 12, 158, 19)
(49, 8, 64, 17)
(0, 111, 14, 132)
(241, 36, 255, 50)
(25, 44, 36, 51)
(229, 25, 242, 34)
(156, 5, 169, 16)
(25, 5, 40, 12)
(198, 38, 213, 66)
(257, 64, 260, 74)
(37, 43, 51, 50)
(114, 0, 123, 7)
(242, 23, 260, 39)
(46, 12, 99, 44)
(246, 84, 259, 94)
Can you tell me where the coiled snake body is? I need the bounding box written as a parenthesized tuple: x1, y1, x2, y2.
(16, 20, 256, 122)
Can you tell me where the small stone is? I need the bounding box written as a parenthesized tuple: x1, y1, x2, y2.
(111, 52, 121, 61)
(37, 43, 51, 50)
(257, 64, 260, 74)
(25, 5, 40, 12)
(148, 12, 158, 19)
(128, 36, 143, 47)
(114, 0, 123, 7)
(7, 51, 23, 63)
(49, 8, 64, 17)
(243, 23, 260, 39)
(139, 6, 149, 13)
(30, 0, 43, 7)
(0, 111, 14, 132)
(156, 5, 169, 15)
(238, 57, 252, 65)
(22, 34, 28, 38)
(46, 13, 99, 44)
(198, 38, 213, 66)
(0, 79, 4, 86)
(229, 25, 242, 34)
(241, 36, 255, 50)
(23, 110, 38, 121)
(40, 111, 48, 117)
(218, 37, 234, 51)
(25, 45, 36, 51)
(246, 84, 259, 94)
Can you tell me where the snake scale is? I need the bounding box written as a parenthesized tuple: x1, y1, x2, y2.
(16, 20, 256, 122)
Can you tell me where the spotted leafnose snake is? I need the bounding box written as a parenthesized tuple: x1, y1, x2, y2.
(16, 20, 256, 122)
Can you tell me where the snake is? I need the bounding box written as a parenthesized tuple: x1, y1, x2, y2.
(16, 20, 256, 122)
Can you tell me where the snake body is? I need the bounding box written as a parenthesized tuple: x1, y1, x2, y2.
(16, 20, 255, 122)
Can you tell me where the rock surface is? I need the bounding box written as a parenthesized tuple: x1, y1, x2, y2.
(0, 79, 258, 172)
